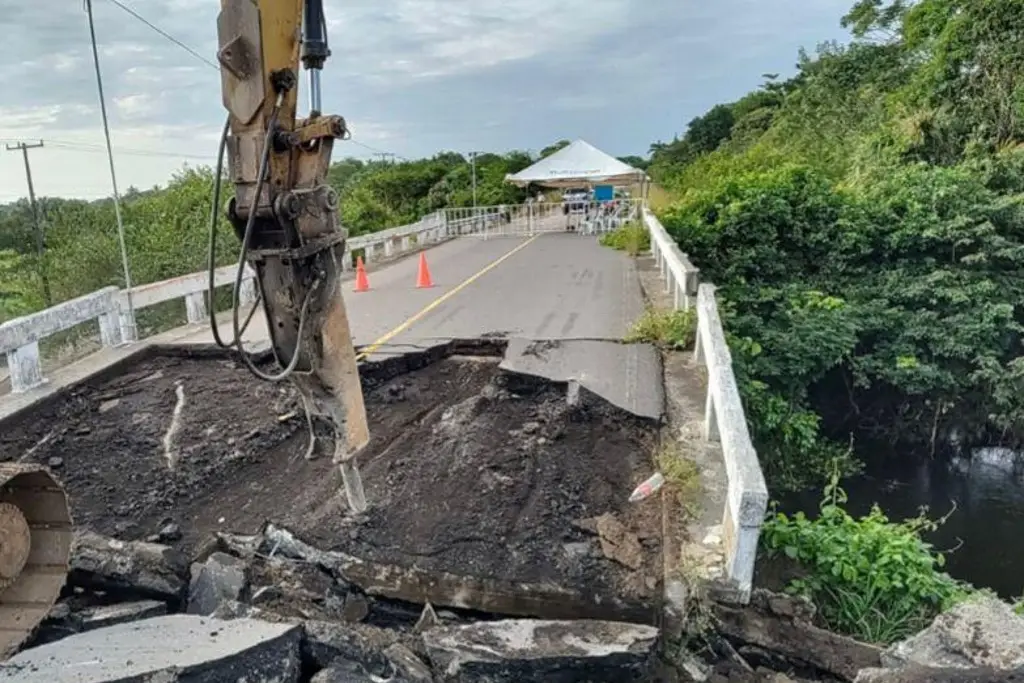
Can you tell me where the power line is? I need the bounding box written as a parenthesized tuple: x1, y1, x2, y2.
(104, 0, 218, 70)
(102, 0, 407, 161)
(0, 137, 217, 161)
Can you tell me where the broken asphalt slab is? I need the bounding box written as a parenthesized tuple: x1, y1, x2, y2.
(499, 337, 664, 421)
(423, 618, 659, 682)
(0, 614, 302, 682)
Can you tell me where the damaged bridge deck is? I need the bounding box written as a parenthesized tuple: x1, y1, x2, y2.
(0, 343, 665, 622)
(0, 230, 695, 680)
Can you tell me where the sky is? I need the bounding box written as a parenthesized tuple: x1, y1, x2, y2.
(0, 0, 854, 202)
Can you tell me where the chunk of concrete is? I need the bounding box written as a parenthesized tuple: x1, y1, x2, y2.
(311, 660, 375, 682)
(385, 643, 433, 682)
(0, 614, 302, 682)
(856, 664, 1024, 683)
(70, 530, 187, 601)
(856, 596, 1024, 682)
(302, 620, 425, 678)
(187, 551, 249, 615)
(884, 596, 1024, 670)
(211, 599, 301, 625)
(423, 619, 659, 682)
(78, 600, 168, 631)
(714, 590, 882, 680)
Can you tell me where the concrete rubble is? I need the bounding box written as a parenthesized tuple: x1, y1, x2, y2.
(855, 596, 1024, 683)
(187, 551, 248, 615)
(423, 619, 659, 682)
(712, 589, 883, 681)
(0, 615, 303, 682)
(70, 530, 188, 602)
(10, 524, 662, 682)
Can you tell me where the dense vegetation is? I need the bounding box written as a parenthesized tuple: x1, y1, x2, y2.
(0, 150, 545, 324)
(761, 460, 973, 644)
(648, 0, 1024, 491)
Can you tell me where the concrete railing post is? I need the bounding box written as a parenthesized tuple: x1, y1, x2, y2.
(98, 311, 122, 347)
(239, 278, 257, 306)
(6, 342, 44, 393)
(185, 291, 207, 325)
(119, 308, 138, 344)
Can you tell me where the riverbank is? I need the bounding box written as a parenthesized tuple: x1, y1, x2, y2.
(777, 446, 1024, 600)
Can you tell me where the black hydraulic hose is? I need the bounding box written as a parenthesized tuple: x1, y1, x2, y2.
(207, 115, 261, 348)
(231, 95, 313, 382)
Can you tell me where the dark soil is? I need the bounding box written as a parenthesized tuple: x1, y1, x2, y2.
(0, 350, 662, 607)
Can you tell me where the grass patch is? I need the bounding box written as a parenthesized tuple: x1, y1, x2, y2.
(599, 222, 650, 256)
(625, 307, 697, 350)
(657, 442, 702, 520)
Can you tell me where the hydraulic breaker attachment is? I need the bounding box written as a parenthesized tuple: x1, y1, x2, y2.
(214, 0, 370, 512)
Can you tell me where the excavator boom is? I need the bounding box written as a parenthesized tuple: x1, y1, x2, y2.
(214, 0, 370, 512)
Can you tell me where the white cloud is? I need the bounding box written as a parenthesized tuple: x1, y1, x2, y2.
(114, 94, 157, 120)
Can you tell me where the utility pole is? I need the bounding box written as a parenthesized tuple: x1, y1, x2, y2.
(5, 140, 52, 306)
(470, 152, 478, 209)
(373, 152, 395, 165)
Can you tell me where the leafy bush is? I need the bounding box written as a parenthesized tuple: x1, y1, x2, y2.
(625, 307, 696, 350)
(658, 158, 1024, 488)
(599, 222, 650, 256)
(761, 462, 974, 644)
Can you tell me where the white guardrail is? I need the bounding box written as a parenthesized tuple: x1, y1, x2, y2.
(0, 211, 464, 394)
(642, 207, 768, 602)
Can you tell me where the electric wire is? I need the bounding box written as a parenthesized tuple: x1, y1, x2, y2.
(0, 138, 217, 161)
(103, 0, 219, 70)
(101, 0, 405, 161)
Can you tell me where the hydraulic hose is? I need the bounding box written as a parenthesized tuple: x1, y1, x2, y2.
(207, 115, 261, 348)
(230, 93, 313, 382)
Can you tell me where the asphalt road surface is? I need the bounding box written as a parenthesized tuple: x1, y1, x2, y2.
(186, 233, 645, 357)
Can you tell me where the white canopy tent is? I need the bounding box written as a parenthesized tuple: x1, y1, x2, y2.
(504, 139, 648, 189)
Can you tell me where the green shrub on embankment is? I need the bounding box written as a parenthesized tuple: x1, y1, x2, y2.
(644, 0, 1024, 492)
(599, 222, 650, 256)
(625, 308, 696, 351)
(761, 461, 976, 645)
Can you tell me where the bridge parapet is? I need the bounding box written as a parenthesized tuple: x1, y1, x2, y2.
(0, 211, 455, 394)
(642, 207, 768, 603)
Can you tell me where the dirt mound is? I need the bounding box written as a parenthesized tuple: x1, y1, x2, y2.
(0, 349, 662, 616)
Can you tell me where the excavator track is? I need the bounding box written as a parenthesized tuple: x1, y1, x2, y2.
(0, 463, 72, 659)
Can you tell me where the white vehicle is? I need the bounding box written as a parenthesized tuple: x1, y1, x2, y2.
(561, 189, 589, 215)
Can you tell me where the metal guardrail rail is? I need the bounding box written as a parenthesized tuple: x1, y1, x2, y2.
(443, 199, 643, 238)
(642, 207, 768, 603)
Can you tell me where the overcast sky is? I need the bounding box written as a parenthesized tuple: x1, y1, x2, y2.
(0, 0, 853, 201)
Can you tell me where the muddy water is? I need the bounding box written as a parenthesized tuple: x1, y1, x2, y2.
(778, 447, 1024, 599)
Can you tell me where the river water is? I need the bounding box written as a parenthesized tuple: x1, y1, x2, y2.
(778, 447, 1024, 600)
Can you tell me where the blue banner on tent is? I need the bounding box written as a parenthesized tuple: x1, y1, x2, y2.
(593, 185, 614, 201)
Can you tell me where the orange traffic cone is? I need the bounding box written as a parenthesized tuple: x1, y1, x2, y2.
(354, 256, 370, 292)
(415, 252, 434, 288)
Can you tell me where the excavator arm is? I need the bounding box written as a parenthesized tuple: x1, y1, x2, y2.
(213, 0, 370, 512)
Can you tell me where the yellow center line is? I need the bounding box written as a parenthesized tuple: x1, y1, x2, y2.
(355, 235, 541, 360)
